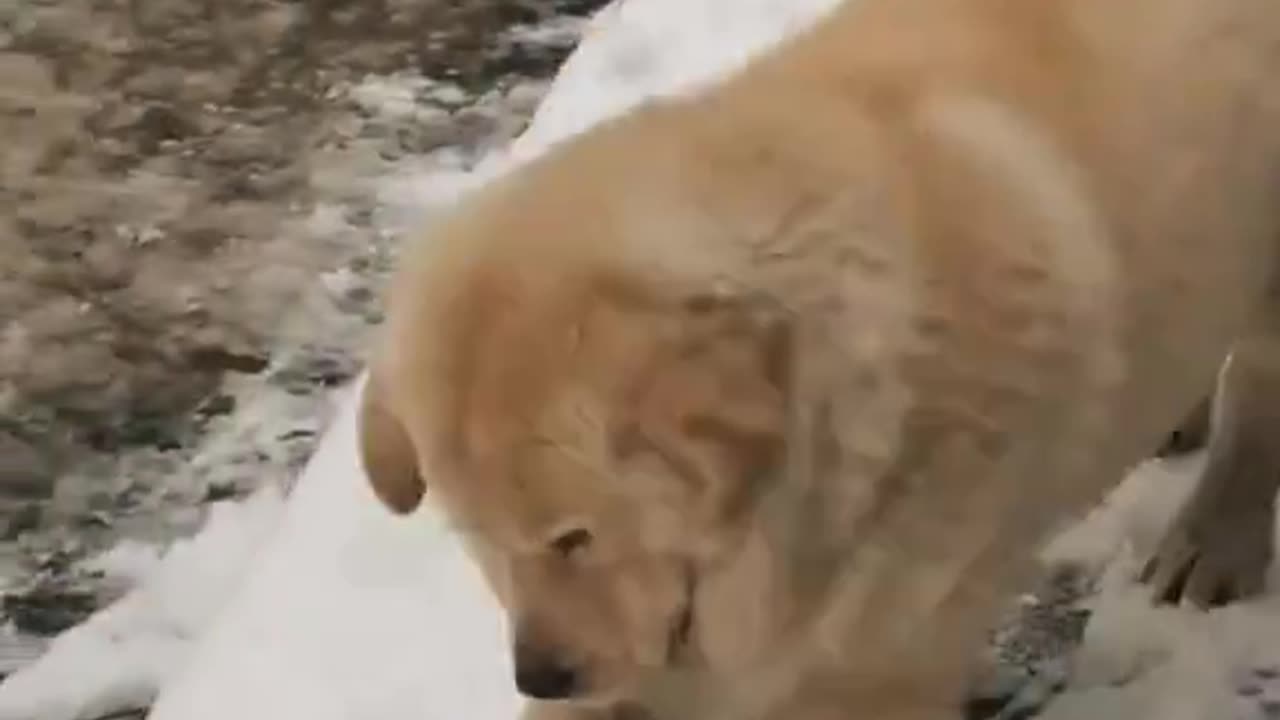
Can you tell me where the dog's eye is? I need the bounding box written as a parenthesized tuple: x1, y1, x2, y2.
(549, 528, 593, 558)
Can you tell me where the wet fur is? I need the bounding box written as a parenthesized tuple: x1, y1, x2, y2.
(359, 0, 1280, 718)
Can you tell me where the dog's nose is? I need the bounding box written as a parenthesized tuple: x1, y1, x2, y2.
(513, 649, 579, 700)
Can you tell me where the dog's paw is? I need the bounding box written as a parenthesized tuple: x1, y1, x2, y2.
(1138, 502, 1273, 608)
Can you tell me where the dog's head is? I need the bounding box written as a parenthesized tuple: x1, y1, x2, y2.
(358, 180, 792, 702)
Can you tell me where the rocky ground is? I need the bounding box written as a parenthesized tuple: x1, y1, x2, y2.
(0, 0, 607, 664)
(0, 1, 1153, 717)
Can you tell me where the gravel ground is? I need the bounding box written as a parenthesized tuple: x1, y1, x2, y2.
(0, 0, 607, 655)
(0, 1, 1125, 717)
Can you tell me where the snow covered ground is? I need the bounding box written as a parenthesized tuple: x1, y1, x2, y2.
(5, 0, 1280, 719)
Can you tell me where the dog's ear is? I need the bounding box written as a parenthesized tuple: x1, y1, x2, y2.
(358, 369, 426, 514)
(630, 290, 791, 522)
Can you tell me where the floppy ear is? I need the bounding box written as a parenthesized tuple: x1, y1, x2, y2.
(629, 290, 791, 522)
(357, 369, 427, 514)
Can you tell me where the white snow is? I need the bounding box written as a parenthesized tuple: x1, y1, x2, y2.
(4, 0, 1280, 719)
(482, 0, 845, 176)
(1036, 457, 1280, 720)
(148, 378, 521, 720)
(0, 487, 284, 720)
(372, 0, 845, 232)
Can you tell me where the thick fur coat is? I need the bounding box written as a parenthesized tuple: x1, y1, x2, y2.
(359, 0, 1280, 717)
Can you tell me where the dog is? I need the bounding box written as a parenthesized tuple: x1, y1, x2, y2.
(358, 0, 1280, 717)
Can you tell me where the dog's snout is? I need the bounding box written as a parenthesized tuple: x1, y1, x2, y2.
(514, 644, 580, 700)
(515, 662, 578, 700)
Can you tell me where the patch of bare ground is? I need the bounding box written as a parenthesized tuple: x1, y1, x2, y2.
(0, 0, 606, 642)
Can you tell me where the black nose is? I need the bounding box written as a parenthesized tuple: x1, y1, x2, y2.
(514, 651, 579, 700)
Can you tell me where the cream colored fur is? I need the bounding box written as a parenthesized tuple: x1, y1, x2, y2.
(358, 0, 1280, 718)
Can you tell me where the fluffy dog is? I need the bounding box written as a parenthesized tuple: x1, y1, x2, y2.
(358, 0, 1280, 717)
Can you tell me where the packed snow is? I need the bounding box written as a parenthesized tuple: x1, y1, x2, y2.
(5, 0, 1280, 719)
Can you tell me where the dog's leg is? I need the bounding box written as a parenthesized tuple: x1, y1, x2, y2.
(1140, 325, 1280, 608)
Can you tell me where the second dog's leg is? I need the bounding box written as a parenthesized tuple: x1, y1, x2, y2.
(1157, 395, 1213, 458)
(1140, 328, 1280, 608)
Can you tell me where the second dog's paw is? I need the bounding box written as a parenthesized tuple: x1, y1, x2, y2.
(1138, 506, 1272, 608)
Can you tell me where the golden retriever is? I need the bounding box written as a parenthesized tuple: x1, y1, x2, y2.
(358, 0, 1280, 717)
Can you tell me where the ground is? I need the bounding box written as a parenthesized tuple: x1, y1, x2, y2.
(0, 0, 606, 659)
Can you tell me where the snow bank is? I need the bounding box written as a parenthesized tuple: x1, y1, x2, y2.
(147, 378, 520, 720)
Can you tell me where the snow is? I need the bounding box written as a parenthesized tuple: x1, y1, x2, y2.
(148, 378, 521, 720)
(372, 0, 845, 232)
(1036, 457, 1280, 720)
(483, 0, 845, 175)
(0, 487, 284, 720)
(4, 0, 1280, 719)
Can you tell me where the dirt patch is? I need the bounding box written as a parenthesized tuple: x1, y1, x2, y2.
(0, 0, 606, 637)
(1, 0, 597, 497)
